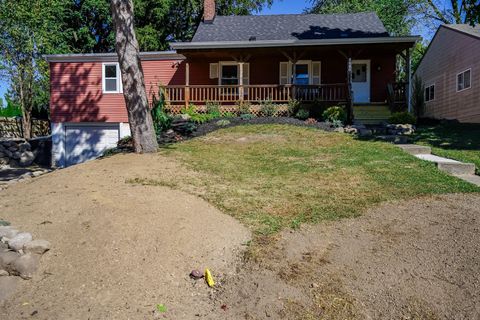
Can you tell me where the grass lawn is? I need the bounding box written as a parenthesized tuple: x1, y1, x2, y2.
(414, 123, 480, 173)
(130, 124, 479, 234)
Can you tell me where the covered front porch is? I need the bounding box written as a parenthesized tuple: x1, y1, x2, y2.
(166, 42, 412, 122)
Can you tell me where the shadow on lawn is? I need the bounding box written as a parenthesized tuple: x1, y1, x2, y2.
(415, 123, 480, 151)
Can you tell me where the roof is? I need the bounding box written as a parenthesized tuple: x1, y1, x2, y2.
(45, 51, 185, 62)
(443, 24, 480, 39)
(192, 12, 389, 42)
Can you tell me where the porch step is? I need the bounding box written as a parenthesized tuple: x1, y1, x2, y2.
(397, 144, 432, 155)
(353, 105, 391, 125)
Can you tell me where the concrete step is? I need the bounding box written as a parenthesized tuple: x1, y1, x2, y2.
(455, 174, 480, 186)
(377, 135, 411, 144)
(397, 144, 432, 155)
(415, 154, 476, 175)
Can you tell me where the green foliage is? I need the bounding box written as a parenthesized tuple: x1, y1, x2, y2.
(240, 113, 255, 120)
(322, 106, 347, 123)
(216, 119, 231, 127)
(206, 101, 221, 116)
(295, 109, 310, 120)
(236, 101, 252, 115)
(0, 97, 22, 117)
(180, 104, 220, 124)
(151, 86, 172, 134)
(287, 99, 301, 116)
(259, 99, 276, 117)
(411, 75, 425, 119)
(389, 112, 417, 124)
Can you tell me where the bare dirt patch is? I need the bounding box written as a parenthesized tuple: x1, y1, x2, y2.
(0, 153, 250, 319)
(214, 193, 480, 319)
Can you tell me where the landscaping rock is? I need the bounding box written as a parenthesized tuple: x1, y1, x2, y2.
(23, 240, 51, 255)
(386, 124, 415, 136)
(0, 251, 20, 269)
(0, 226, 19, 239)
(0, 269, 8, 276)
(18, 142, 31, 152)
(8, 232, 33, 251)
(18, 151, 35, 167)
(0, 276, 19, 301)
(9, 253, 39, 279)
(358, 129, 373, 137)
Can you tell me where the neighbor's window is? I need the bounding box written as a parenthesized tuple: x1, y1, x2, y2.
(220, 64, 238, 85)
(457, 69, 471, 91)
(102, 63, 122, 93)
(425, 84, 435, 102)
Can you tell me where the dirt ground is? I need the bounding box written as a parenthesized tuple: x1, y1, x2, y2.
(1, 153, 479, 319)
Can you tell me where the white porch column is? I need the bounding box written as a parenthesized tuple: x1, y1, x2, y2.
(238, 62, 244, 101)
(406, 49, 412, 113)
(185, 62, 190, 107)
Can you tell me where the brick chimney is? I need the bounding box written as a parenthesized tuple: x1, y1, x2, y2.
(204, 0, 216, 23)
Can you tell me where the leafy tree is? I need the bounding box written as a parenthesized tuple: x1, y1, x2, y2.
(308, 0, 420, 36)
(0, 0, 68, 138)
(418, 0, 479, 29)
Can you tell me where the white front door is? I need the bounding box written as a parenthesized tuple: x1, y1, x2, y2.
(352, 60, 371, 103)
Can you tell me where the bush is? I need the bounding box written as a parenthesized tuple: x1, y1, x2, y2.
(206, 101, 221, 118)
(240, 113, 255, 120)
(181, 104, 216, 124)
(260, 99, 276, 117)
(287, 99, 301, 116)
(412, 75, 425, 119)
(151, 86, 172, 134)
(295, 109, 310, 120)
(389, 112, 417, 125)
(236, 101, 251, 115)
(322, 106, 347, 123)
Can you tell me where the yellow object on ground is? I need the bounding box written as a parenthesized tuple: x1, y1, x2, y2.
(205, 268, 215, 287)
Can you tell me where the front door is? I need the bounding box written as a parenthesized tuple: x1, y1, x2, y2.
(352, 60, 370, 103)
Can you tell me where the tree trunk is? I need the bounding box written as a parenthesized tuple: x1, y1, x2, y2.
(110, 0, 158, 153)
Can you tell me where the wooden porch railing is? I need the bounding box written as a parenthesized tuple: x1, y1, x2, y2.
(387, 82, 408, 111)
(165, 84, 349, 105)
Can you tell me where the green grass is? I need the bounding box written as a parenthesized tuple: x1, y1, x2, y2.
(415, 123, 480, 174)
(130, 124, 479, 234)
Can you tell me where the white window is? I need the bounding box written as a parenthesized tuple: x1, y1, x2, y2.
(425, 84, 435, 102)
(457, 69, 471, 92)
(102, 63, 122, 93)
(278, 61, 321, 85)
(218, 62, 249, 85)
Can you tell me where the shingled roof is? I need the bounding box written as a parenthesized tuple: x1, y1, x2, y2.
(192, 12, 389, 42)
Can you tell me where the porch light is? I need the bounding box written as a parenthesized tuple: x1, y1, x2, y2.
(376, 64, 382, 72)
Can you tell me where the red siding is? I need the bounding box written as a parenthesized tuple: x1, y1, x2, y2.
(50, 59, 185, 123)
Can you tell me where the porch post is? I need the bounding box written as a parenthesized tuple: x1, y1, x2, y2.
(347, 57, 354, 124)
(291, 60, 297, 99)
(406, 48, 412, 113)
(238, 62, 244, 101)
(185, 62, 190, 107)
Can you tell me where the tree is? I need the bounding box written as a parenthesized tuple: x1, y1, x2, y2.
(308, 0, 420, 36)
(110, 0, 158, 153)
(418, 0, 479, 29)
(0, 0, 67, 138)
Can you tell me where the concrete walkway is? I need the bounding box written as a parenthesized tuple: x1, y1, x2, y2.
(398, 144, 480, 186)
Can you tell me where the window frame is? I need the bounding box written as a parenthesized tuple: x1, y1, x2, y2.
(218, 61, 250, 86)
(278, 60, 321, 85)
(425, 83, 435, 102)
(102, 62, 123, 94)
(456, 68, 471, 92)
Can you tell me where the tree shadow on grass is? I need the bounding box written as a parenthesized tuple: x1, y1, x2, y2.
(415, 123, 480, 151)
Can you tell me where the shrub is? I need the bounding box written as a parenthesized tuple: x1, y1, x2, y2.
(411, 75, 425, 119)
(0, 98, 22, 117)
(236, 101, 251, 115)
(322, 106, 347, 123)
(389, 112, 417, 125)
(222, 112, 236, 118)
(206, 101, 221, 118)
(240, 113, 255, 121)
(151, 86, 172, 134)
(260, 99, 276, 117)
(216, 119, 231, 127)
(295, 109, 310, 120)
(287, 99, 301, 116)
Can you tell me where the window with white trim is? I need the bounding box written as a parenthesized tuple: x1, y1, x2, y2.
(278, 61, 321, 85)
(457, 69, 471, 91)
(218, 62, 249, 85)
(102, 63, 122, 93)
(425, 84, 435, 102)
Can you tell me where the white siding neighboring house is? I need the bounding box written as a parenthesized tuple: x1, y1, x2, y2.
(414, 24, 480, 123)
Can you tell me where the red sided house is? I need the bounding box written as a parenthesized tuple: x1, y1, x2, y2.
(46, 0, 418, 167)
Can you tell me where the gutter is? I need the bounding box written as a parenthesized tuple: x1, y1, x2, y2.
(44, 51, 186, 62)
(171, 36, 421, 50)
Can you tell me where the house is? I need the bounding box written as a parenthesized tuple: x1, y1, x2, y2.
(414, 24, 479, 123)
(45, 0, 419, 167)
